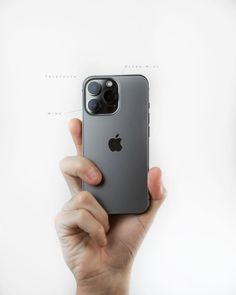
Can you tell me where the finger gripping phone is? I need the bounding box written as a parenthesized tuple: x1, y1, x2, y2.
(82, 75, 149, 214)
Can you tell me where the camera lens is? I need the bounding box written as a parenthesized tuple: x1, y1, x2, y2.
(87, 81, 102, 96)
(88, 99, 101, 113)
(103, 90, 114, 104)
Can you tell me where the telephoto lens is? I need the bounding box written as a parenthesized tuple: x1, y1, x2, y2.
(88, 99, 101, 113)
(87, 81, 102, 96)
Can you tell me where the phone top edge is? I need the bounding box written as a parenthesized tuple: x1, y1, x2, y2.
(82, 74, 149, 88)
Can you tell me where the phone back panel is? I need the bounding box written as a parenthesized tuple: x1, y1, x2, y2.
(82, 75, 149, 214)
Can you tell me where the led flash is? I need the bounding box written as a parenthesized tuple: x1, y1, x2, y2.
(106, 80, 113, 87)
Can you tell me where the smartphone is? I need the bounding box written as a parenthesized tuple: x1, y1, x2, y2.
(82, 75, 150, 214)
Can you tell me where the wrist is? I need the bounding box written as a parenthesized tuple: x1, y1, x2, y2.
(76, 268, 131, 295)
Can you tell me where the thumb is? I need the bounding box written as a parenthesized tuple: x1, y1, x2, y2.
(139, 167, 167, 229)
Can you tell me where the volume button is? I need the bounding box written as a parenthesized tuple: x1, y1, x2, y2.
(148, 126, 150, 137)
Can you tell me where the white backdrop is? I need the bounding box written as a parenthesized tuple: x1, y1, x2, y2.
(0, 0, 236, 294)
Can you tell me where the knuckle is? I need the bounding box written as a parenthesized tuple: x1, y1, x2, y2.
(77, 191, 91, 205)
(59, 156, 71, 172)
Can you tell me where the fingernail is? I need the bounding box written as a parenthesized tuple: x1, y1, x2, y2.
(87, 168, 99, 181)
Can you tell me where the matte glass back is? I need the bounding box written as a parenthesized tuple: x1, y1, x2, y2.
(82, 75, 149, 214)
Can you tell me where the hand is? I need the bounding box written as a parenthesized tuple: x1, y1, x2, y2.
(55, 118, 166, 295)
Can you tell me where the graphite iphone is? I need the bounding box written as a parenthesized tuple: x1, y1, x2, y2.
(82, 75, 149, 214)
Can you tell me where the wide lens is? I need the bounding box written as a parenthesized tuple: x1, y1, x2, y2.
(88, 81, 102, 96)
(88, 99, 101, 113)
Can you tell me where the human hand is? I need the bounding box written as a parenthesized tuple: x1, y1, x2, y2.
(55, 118, 166, 295)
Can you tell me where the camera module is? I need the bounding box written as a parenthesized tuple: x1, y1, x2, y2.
(85, 78, 119, 114)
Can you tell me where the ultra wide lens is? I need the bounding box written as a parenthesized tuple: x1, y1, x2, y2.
(103, 90, 114, 104)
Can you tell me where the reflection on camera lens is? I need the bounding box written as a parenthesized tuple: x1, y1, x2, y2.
(88, 81, 102, 96)
(103, 90, 114, 104)
(88, 99, 101, 113)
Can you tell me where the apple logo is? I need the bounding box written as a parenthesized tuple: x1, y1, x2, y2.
(108, 134, 122, 152)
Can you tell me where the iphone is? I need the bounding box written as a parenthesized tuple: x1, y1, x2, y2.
(82, 75, 150, 214)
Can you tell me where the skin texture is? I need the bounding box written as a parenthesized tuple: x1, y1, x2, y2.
(55, 118, 166, 295)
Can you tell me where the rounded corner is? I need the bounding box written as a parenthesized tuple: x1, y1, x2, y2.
(137, 74, 149, 86)
(137, 196, 151, 215)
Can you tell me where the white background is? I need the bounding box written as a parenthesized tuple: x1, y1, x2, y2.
(0, 0, 236, 294)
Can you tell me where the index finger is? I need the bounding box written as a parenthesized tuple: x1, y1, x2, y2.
(69, 118, 82, 155)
